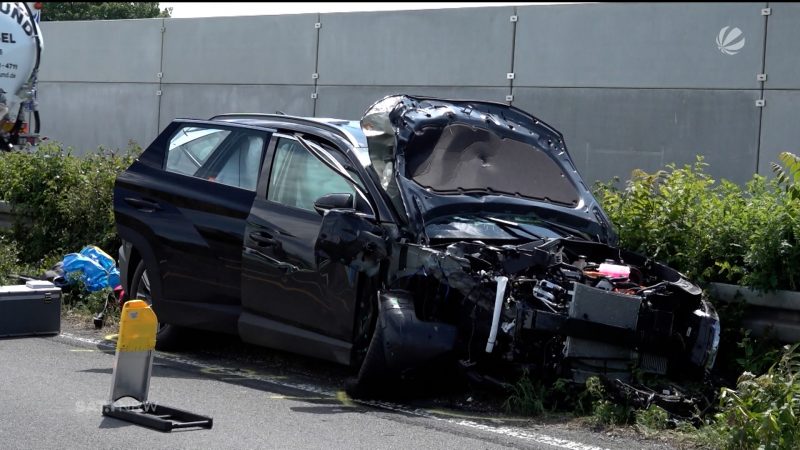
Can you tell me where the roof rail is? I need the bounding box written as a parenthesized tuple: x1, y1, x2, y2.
(209, 113, 361, 147)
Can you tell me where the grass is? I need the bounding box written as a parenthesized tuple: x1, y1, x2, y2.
(61, 286, 121, 328)
(503, 373, 636, 425)
(503, 370, 549, 416)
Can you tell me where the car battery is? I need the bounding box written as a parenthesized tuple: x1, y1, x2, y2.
(0, 280, 61, 337)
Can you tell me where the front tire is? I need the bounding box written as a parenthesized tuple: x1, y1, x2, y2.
(128, 259, 183, 350)
(347, 311, 391, 398)
(350, 286, 378, 371)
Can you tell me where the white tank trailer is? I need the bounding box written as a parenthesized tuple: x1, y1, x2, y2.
(0, 2, 42, 150)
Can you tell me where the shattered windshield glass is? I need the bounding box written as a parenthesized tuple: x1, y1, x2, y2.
(361, 95, 408, 219)
(360, 95, 403, 190)
(425, 215, 565, 241)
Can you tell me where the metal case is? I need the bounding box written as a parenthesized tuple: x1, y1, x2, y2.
(0, 280, 61, 337)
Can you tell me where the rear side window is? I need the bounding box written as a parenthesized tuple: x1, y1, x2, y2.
(267, 138, 356, 211)
(165, 125, 266, 191)
(210, 134, 265, 191)
(166, 126, 231, 177)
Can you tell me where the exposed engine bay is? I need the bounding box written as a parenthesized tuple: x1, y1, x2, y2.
(391, 237, 720, 383)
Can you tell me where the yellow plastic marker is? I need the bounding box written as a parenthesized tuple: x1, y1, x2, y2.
(116, 300, 157, 353)
(106, 300, 158, 405)
(103, 300, 213, 431)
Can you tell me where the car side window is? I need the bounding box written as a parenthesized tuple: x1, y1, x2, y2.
(208, 133, 265, 191)
(165, 125, 266, 191)
(166, 126, 231, 177)
(267, 138, 358, 212)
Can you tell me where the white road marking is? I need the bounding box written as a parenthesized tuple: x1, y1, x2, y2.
(58, 332, 608, 450)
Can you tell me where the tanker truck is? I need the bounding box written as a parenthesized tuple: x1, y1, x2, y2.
(0, 2, 42, 151)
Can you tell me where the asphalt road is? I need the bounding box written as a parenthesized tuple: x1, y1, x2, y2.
(0, 332, 678, 450)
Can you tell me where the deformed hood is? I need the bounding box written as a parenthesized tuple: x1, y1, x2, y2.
(405, 123, 579, 206)
(360, 95, 616, 244)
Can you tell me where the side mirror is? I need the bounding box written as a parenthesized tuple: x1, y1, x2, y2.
(313, 193, 354, 216)
(315, 208, 387, 276)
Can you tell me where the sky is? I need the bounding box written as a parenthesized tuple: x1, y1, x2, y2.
(158, 2, 574, 18)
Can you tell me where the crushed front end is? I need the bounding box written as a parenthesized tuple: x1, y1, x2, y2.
(388, 237, 720, 385)
(324, 94, 720, 396)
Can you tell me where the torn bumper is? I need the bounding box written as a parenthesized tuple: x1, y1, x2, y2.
(377, 291, 458, 371)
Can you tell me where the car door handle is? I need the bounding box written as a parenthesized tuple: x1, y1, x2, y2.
(249, 232, 277, 247)
(124, 197, 162, 212)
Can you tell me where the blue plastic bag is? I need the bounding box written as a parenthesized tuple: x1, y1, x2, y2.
(61, 246, 121, 292)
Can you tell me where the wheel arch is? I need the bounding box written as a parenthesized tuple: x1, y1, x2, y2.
(350, 273, 380, 368)
(117, 223, 165, 304)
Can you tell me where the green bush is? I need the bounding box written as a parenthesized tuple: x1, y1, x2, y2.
(703, 344, 800, 450)
(594, 156, 800, 292)
(0, 141, 140, 263)
(0, 236, 19, 284)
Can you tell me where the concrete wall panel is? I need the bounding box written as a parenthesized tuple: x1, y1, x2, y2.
(317, 7, 514, 87)
(161, 15, 318, 85)
(158, 84, 315, 129)
(763, 4, 800, 89)
(38, 82, 159, 154)
(512, 87, 760, 185)
(758, 91, 800, 174)
(514, 3, 765, 89)
(39, 19, 163, 83)
(32, 4, 792, 188)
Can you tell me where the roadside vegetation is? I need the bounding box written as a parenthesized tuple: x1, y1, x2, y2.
(2, 142, 800, 447)
(502, 153, 800, 448)
(0, 141, 141, 321)
(594, 154, 800, 293)
(503, 343, 800, 449)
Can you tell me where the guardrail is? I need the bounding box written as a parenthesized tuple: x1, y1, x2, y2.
(709, 282, 800, 344)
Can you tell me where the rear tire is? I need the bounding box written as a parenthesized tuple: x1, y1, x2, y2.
(128, 259, 183, 351)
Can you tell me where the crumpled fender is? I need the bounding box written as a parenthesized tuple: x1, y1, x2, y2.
(377, 290, 458, 371)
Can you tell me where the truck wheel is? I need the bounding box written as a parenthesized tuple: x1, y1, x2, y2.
(128, 259, 182, 350)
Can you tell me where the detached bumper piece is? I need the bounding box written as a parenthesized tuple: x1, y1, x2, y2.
(102, 402, 213, 432)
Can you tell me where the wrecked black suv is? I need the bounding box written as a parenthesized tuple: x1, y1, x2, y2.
(114, 95, 720, 395)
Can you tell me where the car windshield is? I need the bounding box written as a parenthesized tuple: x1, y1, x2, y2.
(425, 214, 565, 241)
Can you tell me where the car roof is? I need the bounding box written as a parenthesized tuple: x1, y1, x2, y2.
(208, 113, 368, 149)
